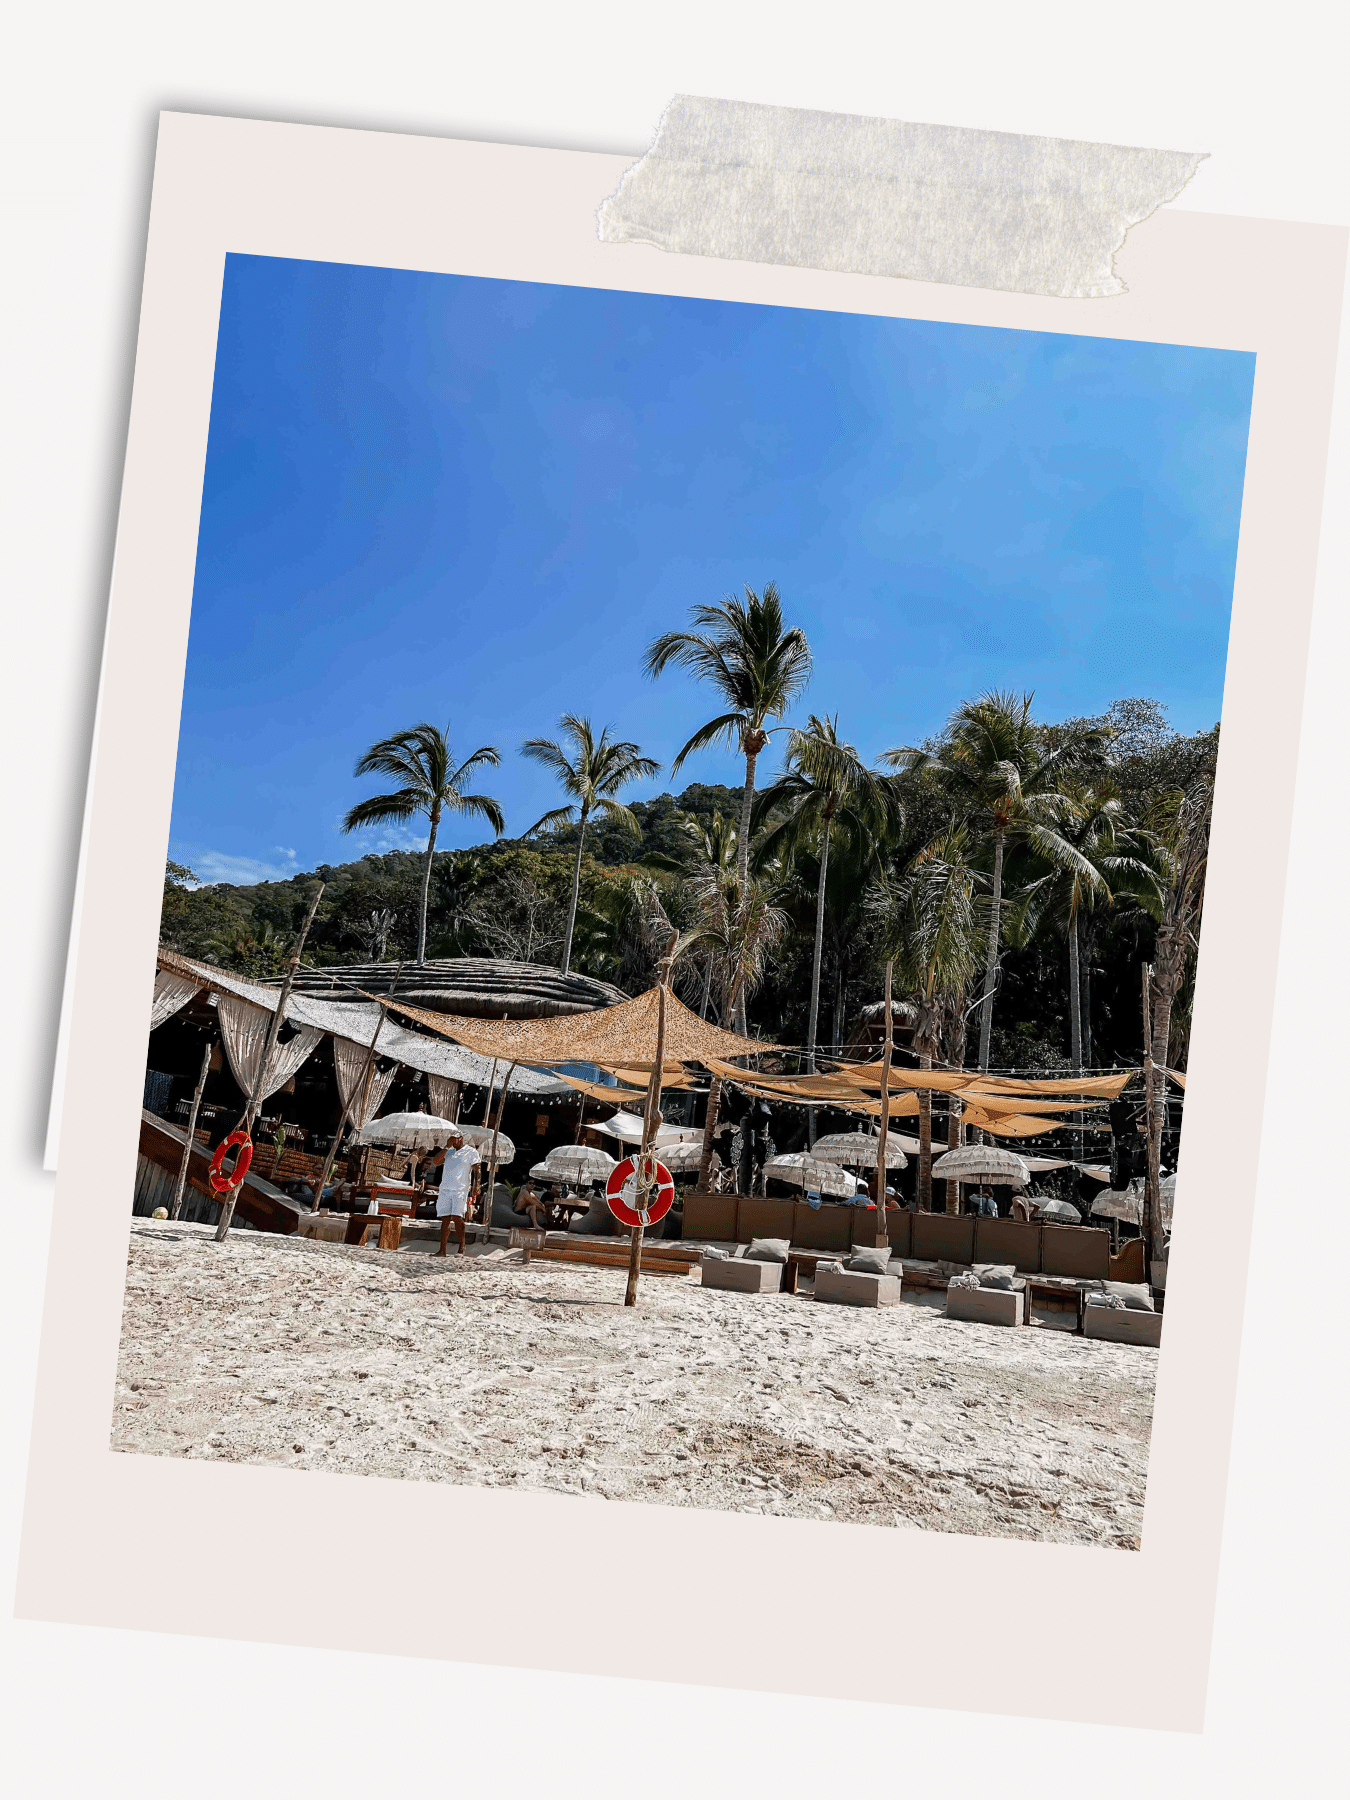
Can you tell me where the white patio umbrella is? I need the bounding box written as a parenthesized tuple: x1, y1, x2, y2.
(539, 1143, 618, 1186)
(810, 1131, 908, 1170)
(653, 1140, 706, 1176)
(358, 1111, 460, 1151)
(1035, 1198, 1083, 1223)
(761, 1153, 859, 1200)
(453, 1121, 517, 1167)
(929, 1144, 1031, 1190)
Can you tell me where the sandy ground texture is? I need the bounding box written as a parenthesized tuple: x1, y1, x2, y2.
(112, 1221, 1157, 1548)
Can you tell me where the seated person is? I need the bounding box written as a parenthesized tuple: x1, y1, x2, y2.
(514, 1179, 548, 1230)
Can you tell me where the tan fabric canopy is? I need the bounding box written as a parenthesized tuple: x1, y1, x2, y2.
(369, 983, 770, 1069)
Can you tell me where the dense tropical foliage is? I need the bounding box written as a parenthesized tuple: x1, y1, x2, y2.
(161, 583, 1217, 1079)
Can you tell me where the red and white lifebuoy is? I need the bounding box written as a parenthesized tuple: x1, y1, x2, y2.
(208, 1130, 254, 1195)
(605, 1152, 676, 1229)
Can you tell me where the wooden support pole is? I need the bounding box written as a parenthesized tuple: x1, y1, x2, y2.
(626, 938, 677, 1308)
(483, 1061, 518, 1236)
(875, 961, 894, 1249)
(215, 882, 324, 1241)
(170, 1039, 212, 1221)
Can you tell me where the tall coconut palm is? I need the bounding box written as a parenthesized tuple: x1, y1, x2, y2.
(753, 714, 900, 1072)
(644, 582, 811, 1029)
(342, 722, 504, 965)
(521, 715, 660, 974)
(886, 691, 1106, 1070)
(684, 864, 787, 1030)
(887, 827, 981, 1209)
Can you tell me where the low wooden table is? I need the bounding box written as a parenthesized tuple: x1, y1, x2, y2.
(1023, 1277, 1086, 1331)
(344, 1211, 404, 1251)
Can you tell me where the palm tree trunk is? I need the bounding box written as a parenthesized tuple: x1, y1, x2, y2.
(697, 1076, 723, 1190)
(917, 1053, 933, 1211)
(736, 745, 759, 888)
(1082, 937, 1094, 1069)
(946, 1093, 963, 1215)
(700, 956, 713, 1020)
(417, 808, 441, 966)
(976, 828, 1005, 1072)
(561, 807, 588, 974)
(805, 828, 831, 1074)
(733, 743, 760, 1036)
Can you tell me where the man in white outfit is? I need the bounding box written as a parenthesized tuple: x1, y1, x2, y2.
(427, 1129, 480, 1257)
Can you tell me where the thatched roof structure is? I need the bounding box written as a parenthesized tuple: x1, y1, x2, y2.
(287, 957, 628, 1020)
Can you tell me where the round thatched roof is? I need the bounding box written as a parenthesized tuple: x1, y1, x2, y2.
(290, 957, 629, 1020)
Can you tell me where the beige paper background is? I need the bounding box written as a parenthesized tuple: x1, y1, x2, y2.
(16, 111, 1345, 1732)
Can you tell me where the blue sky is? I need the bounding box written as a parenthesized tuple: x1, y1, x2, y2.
(171, 255, 1255, 885)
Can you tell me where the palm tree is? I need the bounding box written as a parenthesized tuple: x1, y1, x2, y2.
(688, 810, 738, 1017)
(886, 691, 1106, 1070)
(753, 714, 900, 1071)
(644, 582, 812, 1030)
(521, 715, 660, 974)
(342, 722, 504, 966)
(1009, 779, 1159, 1076)
(887, 827, 981, 1209)
(684, 864, 788, 1030)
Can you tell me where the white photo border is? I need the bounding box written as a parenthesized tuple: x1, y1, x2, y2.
(17, 111, 1347, 1732)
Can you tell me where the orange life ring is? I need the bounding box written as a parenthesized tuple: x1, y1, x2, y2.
(209, 1130, 253, 1195)
(605, 1153, 676, 1228)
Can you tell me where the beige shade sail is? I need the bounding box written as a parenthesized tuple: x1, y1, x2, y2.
(366, 982, 771, 1069)
(960, 1108, 1069, 1138)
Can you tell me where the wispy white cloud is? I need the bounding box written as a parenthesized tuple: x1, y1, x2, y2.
(192, 850, 298, 887)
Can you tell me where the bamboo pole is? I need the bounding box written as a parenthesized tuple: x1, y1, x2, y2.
(215, 882, 324, 1242)
(875, 961, 894, 1249)
(626, 933, 677, 1308)
(170, 1039, 212, 1221)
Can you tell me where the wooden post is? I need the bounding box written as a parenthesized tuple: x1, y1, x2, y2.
(483, 1062, 518, 1238)
(875, 961, 894, 1248)
(215, 882, 324, 1241)
(574, 1093, 586, 1144)
(170, 1039, 212, 1221)
(1141, 962, 1164, 1273)
(626, 939, 677, 1308)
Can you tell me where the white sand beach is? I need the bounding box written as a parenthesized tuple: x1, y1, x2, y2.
(112, 1220, 1156, 1549)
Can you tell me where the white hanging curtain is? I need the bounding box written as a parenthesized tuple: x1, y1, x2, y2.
(333, 1036, 398, 1129)
(427, 1074, 461, 1121)
(149, 970, 201, 1032)
(217, 994, 323, 1107)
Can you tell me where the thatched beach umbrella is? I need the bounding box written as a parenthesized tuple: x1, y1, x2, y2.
(929, 1144, 1031, 1189)
(762, 1152, 860, 1199)
(810, 1131, 908, 1171)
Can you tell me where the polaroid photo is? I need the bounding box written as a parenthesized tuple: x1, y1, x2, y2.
(18, 112, 1346, 1730)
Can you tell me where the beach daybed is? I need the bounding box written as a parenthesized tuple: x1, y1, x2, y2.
(813, 1247, 902, 1308)
(945, 1266, 1026, 1327)
(700, 1238, 789, 1294)
(1082, 1287, 1163, 1347)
